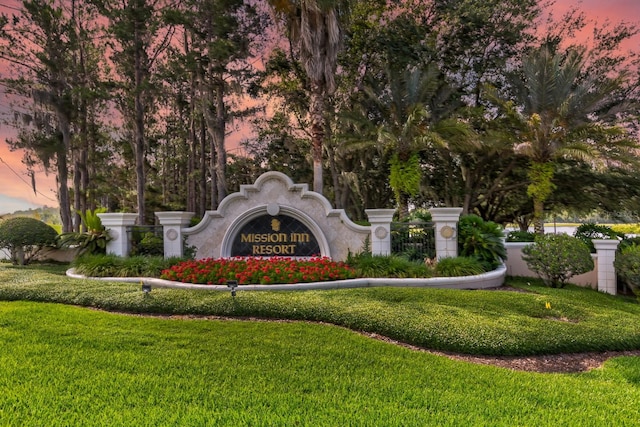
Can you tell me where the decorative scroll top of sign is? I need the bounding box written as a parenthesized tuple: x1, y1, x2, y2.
(231, 214, 320, 257)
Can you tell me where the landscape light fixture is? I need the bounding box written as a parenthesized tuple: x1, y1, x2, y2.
(141, 281, 152, 295)
(227, 280, 238, 297)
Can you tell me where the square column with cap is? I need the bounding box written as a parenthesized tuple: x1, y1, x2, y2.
(97, 213, 138, 257)
(430, 208, 463, 259)
(365, 209, 396, 256)
(155, 212, 195, 258)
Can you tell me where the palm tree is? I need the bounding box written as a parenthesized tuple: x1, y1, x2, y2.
(346, 66, 475, 219)
(268, 0, 345, 195)
(493, 45, 633, 233)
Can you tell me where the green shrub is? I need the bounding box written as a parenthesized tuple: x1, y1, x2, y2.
(458, 215, 506, 270)
(505, 230, 536, 242)
(614, 244, 640, 296)
(346, 252, 433, 278)
(407, 209, 432, 222)
(0, 217, 58, 265)
(619, 236, 640, 252)
(129, 226, 164, 257)
(72, 254, 184, 277)
(58, 208, 110, 256)
(522, 234, 594, 288)
(435, 256, 485, 277)
(573, 223, 623, 253)
(132, 232, 164, 256)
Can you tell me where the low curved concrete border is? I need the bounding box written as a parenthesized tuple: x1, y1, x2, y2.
(66, 264, 506, 291)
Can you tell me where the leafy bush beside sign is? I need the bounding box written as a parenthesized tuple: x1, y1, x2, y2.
(522, 234, 593, 288)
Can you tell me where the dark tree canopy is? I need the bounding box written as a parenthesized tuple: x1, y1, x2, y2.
(0, 0, 639, 226)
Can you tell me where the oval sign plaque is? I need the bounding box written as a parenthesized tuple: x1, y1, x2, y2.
(231, 214, 321, 257)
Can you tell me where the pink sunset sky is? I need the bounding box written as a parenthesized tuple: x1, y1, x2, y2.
(0, 0, 639, 214)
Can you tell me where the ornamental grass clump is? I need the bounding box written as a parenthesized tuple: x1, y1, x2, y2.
(434, 256, 485, 277)
(161, 256, 357, 285)
(73, 254, 183, 277)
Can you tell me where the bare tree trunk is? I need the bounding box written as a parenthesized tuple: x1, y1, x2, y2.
(74, 99, 89, 232)
(533, 199, 545, 234)
(56, 115, 73, 232)
(202, 74, 226, 209)
(185, 32, 197, 214)
(213, 75, 227, 204)
(309, 81, 325, 194)
(210, 139, 217, 209)
(73, 153, 81, 232)
(87, 107, 97, 211)
(72, 1, 89, 231)
(325, 127, 341, 208)
(187, 114, 197, 213)
(131, 6, 147, 225)
(397, 192, 409, 222)
(199, 118, 207, 215)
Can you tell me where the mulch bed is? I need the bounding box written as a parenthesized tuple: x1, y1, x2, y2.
(361, 331, 640, 373)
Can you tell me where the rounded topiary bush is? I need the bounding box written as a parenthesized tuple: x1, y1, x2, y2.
(0, 217, 59, 265)
(522, 233, 594, 288)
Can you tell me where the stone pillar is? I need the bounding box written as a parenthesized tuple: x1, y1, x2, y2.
(365, 209, 396, 256)
(430, 207, 463, 259)
(97, 213, 138, 257)
(155, 212, 195, 258)
(593, 239, 621, 295)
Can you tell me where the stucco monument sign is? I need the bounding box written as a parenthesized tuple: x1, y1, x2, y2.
(100, 171, 465, 264)
(94, 172, 623, 294)
(178, 171, 375, 261)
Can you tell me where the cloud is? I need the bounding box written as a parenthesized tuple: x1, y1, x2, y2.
(0, 194, 46, 215)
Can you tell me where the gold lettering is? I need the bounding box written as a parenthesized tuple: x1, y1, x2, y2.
(290, 233, 310, 243)
(251, 244, 298, 256)
(243, 233, 290, 244)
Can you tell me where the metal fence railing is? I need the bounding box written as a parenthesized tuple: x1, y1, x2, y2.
(390, 221, 436, 261)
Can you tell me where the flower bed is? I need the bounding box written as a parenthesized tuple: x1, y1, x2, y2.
(161, 256, 357, 285)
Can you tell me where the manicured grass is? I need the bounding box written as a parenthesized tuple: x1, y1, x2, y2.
(1, 300, 640, 425)
(1, 264, 640, 357)
(2, 264, 640, 424)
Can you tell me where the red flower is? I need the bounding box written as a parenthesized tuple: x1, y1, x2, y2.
(159, 256, 356, 285)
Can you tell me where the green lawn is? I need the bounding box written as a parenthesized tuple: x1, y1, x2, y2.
(1, 264, 640, 425)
